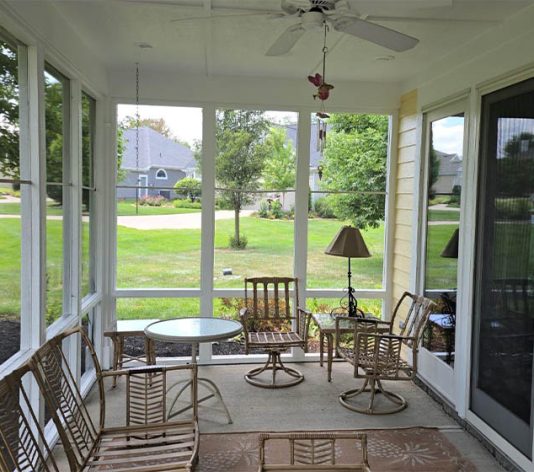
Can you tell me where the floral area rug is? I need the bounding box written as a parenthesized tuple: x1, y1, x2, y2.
(197, 428, 476, 471)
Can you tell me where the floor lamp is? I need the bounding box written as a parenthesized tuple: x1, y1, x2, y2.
(325, 226, 371, 317)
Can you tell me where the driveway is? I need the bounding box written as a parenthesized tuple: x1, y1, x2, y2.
(116, 210, 254, 230)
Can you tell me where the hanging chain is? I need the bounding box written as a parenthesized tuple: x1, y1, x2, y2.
(135, 62, 140, 176)
(322, 22, 328, 82)
(135, 62, 140, 215)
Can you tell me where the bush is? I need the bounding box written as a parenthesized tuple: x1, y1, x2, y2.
(229, 234, 248, 249)
(174, 177, 201, 202)
(271, 199, 284, 219)
(173, 199, 202, 209)
(139, 195, 165, 207)
(313, 197, 336, 218)
(495, 197, 531, 220)
(258, 200, 269, 218)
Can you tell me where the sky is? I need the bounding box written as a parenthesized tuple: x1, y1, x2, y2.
(117, 104, 464, 155)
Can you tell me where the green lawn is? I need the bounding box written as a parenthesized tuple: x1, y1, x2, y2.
(0, 214, 463, 322)
(428, 209, 460, 222)
(0, 201, 200, 216)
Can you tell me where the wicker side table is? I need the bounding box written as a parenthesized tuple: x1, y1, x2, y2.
(104, 319, 159, 387)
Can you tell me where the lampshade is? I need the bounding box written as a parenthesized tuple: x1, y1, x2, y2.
(440, 228, 459, 258)
(325, 226, 371, 258)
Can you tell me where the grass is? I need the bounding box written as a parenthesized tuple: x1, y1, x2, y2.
(428, 209, 460, 222)
(0, 201, 200, 216)
(0, 212, 463, 322)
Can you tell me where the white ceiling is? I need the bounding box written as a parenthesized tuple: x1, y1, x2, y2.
(13, 0, 534, 83)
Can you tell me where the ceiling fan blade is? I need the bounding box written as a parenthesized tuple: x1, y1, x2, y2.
(266, 24, 306, 56)
(333, 17, 418, 52)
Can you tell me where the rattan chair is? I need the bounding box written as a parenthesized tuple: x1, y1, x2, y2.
(258, 432, 371, 471)
(0, 364, 60, 472)
(240, 277, 312, 388)
(30, 327, 199, 471)
(336, 291, 436, 414)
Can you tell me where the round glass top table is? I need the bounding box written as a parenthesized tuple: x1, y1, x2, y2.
(145, 317, 243, 424)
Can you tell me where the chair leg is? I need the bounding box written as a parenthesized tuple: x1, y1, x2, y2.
(245, 351, 304, 388)
(339, 377, 407, 415)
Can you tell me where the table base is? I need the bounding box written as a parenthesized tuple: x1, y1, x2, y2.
(167, 377, 233, 424)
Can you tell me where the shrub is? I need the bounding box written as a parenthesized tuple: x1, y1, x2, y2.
(174, 177, 201, 202)
(258, 199, 269, 218)
(139, 195, 165, 207)
(271, 199, 284, 219)
(495, 197, 531, 220)
(173, 199, 202, 209)
(229, 234, 248, 249)
(313, 197, 335, 218)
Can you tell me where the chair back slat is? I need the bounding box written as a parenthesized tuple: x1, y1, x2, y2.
(30, 327, 104, 471)
(391, 292, 435, 347)
(244, 277, 298, 322)
(127, 369, 166, 425)
(0, 365, 59, 472)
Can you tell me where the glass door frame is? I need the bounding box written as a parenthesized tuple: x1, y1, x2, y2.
(416, 97, 470, 403)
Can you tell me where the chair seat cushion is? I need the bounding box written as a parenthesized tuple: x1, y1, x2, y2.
(248, 331, 304, 348)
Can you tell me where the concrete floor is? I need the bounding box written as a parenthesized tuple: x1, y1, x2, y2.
(54, 361, 505, 471)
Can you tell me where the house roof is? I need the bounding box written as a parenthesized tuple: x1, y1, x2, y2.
(121, 127, 195, 171)
(435, 150, 462, 177)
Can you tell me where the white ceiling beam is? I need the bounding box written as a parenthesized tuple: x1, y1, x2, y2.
(203, 0, 213, 77)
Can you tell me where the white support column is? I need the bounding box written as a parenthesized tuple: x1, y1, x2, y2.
(91, 95, 107, 361)
(101, 100, 117, 368)
(293, 111, 311, 361)
(19, 45, 46, 352)
(383, 112, 399, 319)
(67, 80, 82, 381)
(199, 105, 216, 363)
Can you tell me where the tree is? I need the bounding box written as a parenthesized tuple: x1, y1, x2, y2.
(120, 116, 173, 138)
(320, 114, 388, 229)
(174, 176, 201, 201)
(262, 127, 295, 205)
(216, 110, 269, 248)
(0, 42, 19, 180)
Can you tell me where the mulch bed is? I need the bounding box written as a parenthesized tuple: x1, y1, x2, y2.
(0, 320, 320, 365)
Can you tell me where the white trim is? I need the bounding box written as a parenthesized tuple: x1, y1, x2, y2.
(155, 168, 168, 180)
(138, 174, 148, 198)
(466, 411, 530, 472)
(383, 112, 399, 319)
(199, 105, 216, 363)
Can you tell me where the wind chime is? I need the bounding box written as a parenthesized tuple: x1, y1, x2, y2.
(308, 22, 334, 154)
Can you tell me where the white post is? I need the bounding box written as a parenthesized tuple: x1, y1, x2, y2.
(293, 111, 311, 361)
(199, 105, 216, 363)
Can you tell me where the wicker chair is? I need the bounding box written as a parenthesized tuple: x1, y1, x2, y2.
(0, 364, 60, 472)
(258, 432, 371, 471)
(29, 326, 199, 471)
(336, 291, 436, 414)
(240, 277, 312, 388)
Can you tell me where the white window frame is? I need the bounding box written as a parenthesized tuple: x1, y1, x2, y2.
(155, 168, 167, 180)
(112, 104, 395, 366)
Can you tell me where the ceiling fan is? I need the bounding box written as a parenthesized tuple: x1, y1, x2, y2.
(266, 0, 419, 56)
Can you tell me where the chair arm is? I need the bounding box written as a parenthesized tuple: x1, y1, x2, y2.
(102, 363, 197, 379)
(297, 307, 312, 346)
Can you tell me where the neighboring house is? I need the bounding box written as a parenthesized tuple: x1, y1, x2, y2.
(433, 150, 463, 195)
(117, 127, 197, 200)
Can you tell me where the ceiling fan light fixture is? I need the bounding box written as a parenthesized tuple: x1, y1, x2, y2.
(301, 11, 325, 29)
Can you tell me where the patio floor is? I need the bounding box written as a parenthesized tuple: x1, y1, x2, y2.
(53, 361, 505, 471)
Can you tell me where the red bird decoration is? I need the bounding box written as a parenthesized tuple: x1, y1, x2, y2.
(307, 73, 334, 101)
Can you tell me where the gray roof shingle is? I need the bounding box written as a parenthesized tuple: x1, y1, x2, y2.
(121, 127, 195, 171)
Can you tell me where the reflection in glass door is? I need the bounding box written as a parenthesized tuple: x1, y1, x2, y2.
(422, 113, 464, 366)
(472, 79, 534, 457)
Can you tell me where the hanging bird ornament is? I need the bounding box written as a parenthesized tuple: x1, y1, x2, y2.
(308, 73, 334, 101)
(308, 23, 334, 151)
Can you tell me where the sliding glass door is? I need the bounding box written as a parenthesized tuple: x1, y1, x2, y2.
(471, 78, 534, 457)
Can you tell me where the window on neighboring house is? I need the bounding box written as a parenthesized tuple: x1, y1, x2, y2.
(156, 168, 167, 179)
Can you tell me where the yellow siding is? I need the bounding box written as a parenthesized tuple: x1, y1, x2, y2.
(392, 89, 418, 310)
